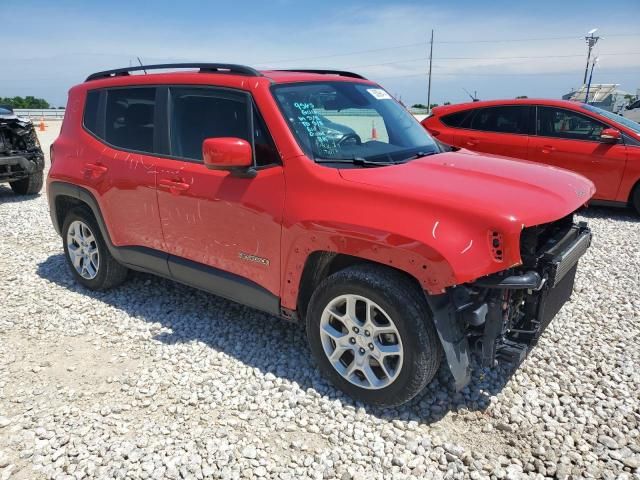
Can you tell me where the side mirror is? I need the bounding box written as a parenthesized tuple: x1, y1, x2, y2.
(202, 138, 256, 177)
(600, 128, 621, 143)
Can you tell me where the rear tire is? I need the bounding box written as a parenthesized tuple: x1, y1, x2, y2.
(306, 264, 442, 407)
(62, 206, 128, 290)
(10, 171, 43, 195)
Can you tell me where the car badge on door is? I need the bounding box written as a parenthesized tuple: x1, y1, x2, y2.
(239, 252, 270, 266)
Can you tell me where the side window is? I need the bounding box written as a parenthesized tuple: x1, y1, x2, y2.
(470, 106, 529, 134)
(169, 87, 280, 166)
(170, 87, 249, 161)
(441, 110, 473, 128)
(83, 90, 100, 134)
(537, 107, 606, 141)
(252, 108, 280, 166)
(105, 87, 156, 153)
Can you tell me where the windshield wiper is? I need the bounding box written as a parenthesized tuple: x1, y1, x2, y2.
(400, 150, 438, 162)
(315, 157, 400, 167)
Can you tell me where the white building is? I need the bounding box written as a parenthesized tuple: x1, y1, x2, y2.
(563, 84, 634, 113)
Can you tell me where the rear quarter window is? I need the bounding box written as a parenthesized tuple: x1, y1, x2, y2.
(83, 90, 100, 134)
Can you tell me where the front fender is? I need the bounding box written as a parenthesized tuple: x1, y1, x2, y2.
(279, 221, 458, 310)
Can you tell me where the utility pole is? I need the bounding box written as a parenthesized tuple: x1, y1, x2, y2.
(583, 29, 600, 85)
(427, 29, 434, 113)
(585, 57, 598, 104)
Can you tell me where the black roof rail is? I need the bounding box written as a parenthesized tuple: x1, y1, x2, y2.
(85, 63, 262, 82)
(273, 69, 367, 80)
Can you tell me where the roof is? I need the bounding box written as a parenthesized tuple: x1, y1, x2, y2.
(260, 70, 374, 84)
(83, 63, 374, 86)
(431, 98, 586, 115)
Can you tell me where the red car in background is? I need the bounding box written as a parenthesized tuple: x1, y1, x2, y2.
(422, 99, 640, 214)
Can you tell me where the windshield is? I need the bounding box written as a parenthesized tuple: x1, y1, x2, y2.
(0, 107, 13, 115)
(582, 104, 640, 134)
(272, 82, 439, 164)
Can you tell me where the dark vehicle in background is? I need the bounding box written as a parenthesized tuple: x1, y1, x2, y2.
(0, 106, 45, 195)
(624, 99, 640, 123)
(422, 99, 640, 214)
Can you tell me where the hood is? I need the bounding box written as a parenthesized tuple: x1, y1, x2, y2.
(338, 149, 595, 228)
(0, 113, 32, 125)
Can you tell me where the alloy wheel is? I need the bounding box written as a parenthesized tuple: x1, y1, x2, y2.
(66, 220, 100, 280)
(319, 294, 404, 390)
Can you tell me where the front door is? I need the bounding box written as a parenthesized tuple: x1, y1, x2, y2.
(529, 106, 627, 200)
(155, 86, 285, 297)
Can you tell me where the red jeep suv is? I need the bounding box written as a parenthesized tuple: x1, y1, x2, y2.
(48, 64, 594, 406)
(422, 99, 640, 213)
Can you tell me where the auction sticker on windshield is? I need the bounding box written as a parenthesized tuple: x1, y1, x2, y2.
(367, 88, 392, 100)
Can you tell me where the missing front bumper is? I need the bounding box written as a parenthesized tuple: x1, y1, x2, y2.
(482, 223, 591, 366)
(431, 221, 592, 390)
(0, 154, 44, 181)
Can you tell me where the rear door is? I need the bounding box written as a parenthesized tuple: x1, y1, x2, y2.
(82, 87, 166, 256)
(528, 106, 627, 200)
(429, 109, 473, 145)
(455, 105, 531, 160)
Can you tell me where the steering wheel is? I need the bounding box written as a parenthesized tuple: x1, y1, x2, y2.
(337, 133, 362, 146)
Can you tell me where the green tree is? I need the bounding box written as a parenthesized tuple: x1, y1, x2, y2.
(516, 95, 528, 99)
(411, 103, 428, 109)
(0, 96, 50, 109)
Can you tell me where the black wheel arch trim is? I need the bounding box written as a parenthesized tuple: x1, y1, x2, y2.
(48, 181, 281, 316)
(425, 293, 472, 390)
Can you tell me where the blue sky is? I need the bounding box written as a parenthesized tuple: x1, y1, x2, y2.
(2, 0, 639, 107)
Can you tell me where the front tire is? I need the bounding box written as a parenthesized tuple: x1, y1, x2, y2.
(10, 171, 43, 195)
(632, 184, 640, 215)
(306, 264, 442, 407)
(62, 206, 128, 290)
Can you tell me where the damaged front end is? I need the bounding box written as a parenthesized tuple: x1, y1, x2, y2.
(0, 111, 45, 183)
(429, 214, 592, 390)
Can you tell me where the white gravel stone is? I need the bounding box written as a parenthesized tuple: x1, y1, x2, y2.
(0, 451, 10, 469)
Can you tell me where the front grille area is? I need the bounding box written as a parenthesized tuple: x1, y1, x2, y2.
(546, 231, 591, 287)
(536, 263, 578, 335)
(520, 214, 575, 268)
(467, 215, 591, 367)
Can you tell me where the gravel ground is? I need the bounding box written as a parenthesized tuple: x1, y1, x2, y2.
(0, 122, 639, 479)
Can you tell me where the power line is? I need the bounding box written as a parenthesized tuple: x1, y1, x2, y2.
(256, 33, 640, 65)
(374, 68, 639, 80)
(347, 52, 640, 69)
(256, 42, 424, 65)
(431, 51, 640, 60)
(434, 32, 640, 44)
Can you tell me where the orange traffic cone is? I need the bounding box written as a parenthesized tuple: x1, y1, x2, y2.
(371, 121, 378, 140)
(39, 117, 46, 132)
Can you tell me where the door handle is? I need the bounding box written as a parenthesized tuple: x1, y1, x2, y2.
(83, 162, 108, 179)
(158, 178, 190, 195)
(541, 145, 556, 154)
(465, 138, 479, 146)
